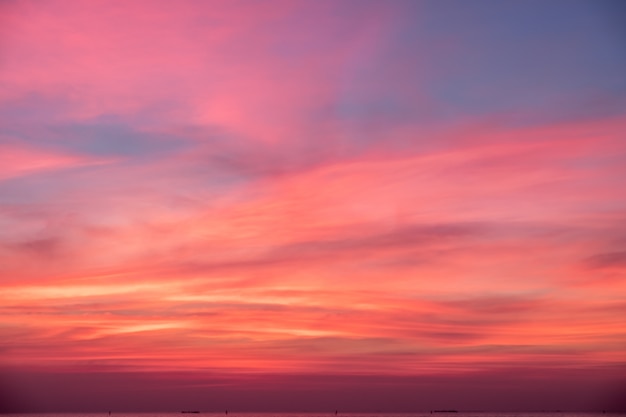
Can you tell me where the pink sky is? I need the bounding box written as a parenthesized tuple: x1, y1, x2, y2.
(1, 0, 625, 412)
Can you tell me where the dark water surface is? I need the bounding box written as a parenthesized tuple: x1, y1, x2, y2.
(4, 413, 624, 417)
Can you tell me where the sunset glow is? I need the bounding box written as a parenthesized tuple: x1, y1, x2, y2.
(1, 0, 625, 412)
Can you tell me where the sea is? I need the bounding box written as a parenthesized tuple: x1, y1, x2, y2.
(2, 413, 624, 417)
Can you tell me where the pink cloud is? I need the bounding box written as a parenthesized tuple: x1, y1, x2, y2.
(0, 142, 101, 180)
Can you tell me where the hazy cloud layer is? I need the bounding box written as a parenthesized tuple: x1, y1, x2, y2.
(1, 0, 625, 412)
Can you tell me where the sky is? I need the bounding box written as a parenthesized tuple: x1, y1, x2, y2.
(1, 0, 626, 412)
